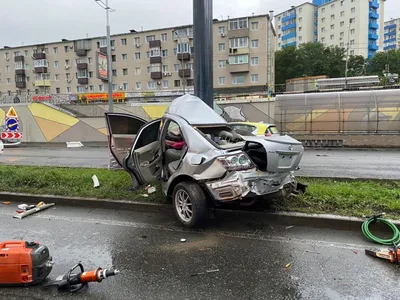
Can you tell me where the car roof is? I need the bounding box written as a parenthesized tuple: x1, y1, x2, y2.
(166, 94, 227, 125)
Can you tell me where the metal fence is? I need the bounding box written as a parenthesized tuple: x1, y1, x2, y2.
(275, 89, 400, 134)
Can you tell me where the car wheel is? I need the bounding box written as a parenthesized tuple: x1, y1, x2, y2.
(172, 182, 208, 228)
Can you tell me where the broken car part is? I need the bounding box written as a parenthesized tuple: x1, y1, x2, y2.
(44, 262, 119, 293)
(13, 203, 55, 219)
(0, 241, 53, 286)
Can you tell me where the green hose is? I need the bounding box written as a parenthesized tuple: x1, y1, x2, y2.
(361, 216, 400, 246)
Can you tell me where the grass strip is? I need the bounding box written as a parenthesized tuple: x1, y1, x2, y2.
(0, 165, 399, 219)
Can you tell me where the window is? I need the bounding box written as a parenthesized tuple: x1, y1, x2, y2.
(150, 48, 161, 57)
(321, 17, 325, 23)
(351, 29, 355, 35)
(162, 65, 169, 72)
(77, 86, 85, 93)
(110, 40, 115, 47)
(55, 74, 59, 81)
(122, 83, 128, 90)
(251, 57, 259, 66)
(161, 33, 167, 41)
(66, 73, 71, 80)
(218, 26, 225, 34)
(299, 7, 302, 13)
(34, 60, 46, 67)
(331, 14, 335, 20)
(53, 47, 58, 53)
(321, 27, 325, 32)
(218, 43, 226, 51)
(251, 22, 259, 30)
(147, 66, 151, 74)
(77, 69, 88, 78)
(24, 50, 28, 56)
(174, 80, 181, 87)
(177, 43, 190, 53)
(121, 38, 127, 45)
(122, 68, 128, 75)
(350, 50, 354, 55)
(99, 85, 104, 92)
(229, 18, 248, 30)
(251, 39, 259, 48)
(340, 32, 344, 38)
(186, 79, 194, 86)
(89, 85, 94, 92)
(330, 34, 334, 40)
(351, 7, 355, 14)
(135, 52, 140, 60)
(162, 80, 168, 88)
(122, 54, 128, 60)
(162, 49, 168, 57)
(331, 4, 335, 8)
(64, 45, 70, 53)
(146, 51, 150, 58)
(251, 74, 258, 82)
(65, 59, 70, 66)
(112, 55, 116, 62)
(14, 61, 23, 70)
(299, 36, 303, 41)
(232, 74, 245, 84)
(136, 82, 142, 89)
(340, 21, 344, 27)
(56, 88, 60, 94)
(218, 60, 226, 68)
(218, 77, 225, 85)
(321, 37, 325, 43)
(148, 81, 157, 89)
(321, 8, 325, 13)
(350, 39, 355, 45)
(89, 71, 93, 78)
(340, 11, 344, 17)
(66, 87, 71, 93)
(230, 37, 248, 48)
(299, 17, 302, 23)
(146, 35, 155, 43)
(229, 54, 248, 64)
(134, 67, 141, 75)
(174, 64, 180, 72)
(112, 69, 117, 76)
(134, 37, 140, 45)
(6, 78, 10, 84)
(88, 57, 92, 64)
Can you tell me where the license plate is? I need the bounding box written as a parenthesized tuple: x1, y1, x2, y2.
(279, 155, 292, 167)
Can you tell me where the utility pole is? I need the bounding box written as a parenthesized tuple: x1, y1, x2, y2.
(95, 0, 114, 112)
(193, 0, 213, 108)
(344, 18, 352, 90)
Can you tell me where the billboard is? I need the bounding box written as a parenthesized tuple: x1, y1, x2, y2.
(96, 51, 108, 81)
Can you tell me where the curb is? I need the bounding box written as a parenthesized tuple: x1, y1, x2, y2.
(1, 192, 399, 230)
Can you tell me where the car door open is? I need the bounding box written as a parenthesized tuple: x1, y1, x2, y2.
(105, 112, 148, 166)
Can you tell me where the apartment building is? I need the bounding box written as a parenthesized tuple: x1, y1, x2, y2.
(275, 2, 317, 50)
(383, 17, 400, 51)
(0, 14, 275, 97)
(275, 0, 385, 59)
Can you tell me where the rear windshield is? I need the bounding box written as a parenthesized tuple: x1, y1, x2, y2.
(267, 126, 279, 134)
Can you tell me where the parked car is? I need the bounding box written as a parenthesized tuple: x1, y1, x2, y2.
(105, 94, 304, 228)
(229, 121, 280, 137)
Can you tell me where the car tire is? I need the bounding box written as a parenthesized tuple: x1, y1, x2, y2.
(172, 182, 208, 228)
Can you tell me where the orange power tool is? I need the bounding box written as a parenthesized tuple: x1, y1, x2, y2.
(365, 246, 400, 265)
(0, 240, 53, 286)
(44, 262, 119, 293)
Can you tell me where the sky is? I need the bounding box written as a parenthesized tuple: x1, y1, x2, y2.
(0, 0, 398, 47)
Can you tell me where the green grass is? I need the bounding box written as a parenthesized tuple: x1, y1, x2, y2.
(0, 165, 399, 219)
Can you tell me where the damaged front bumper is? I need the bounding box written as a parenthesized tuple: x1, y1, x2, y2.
(205, 169, 297, 202)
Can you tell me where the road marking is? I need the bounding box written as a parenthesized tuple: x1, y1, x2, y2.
(0, 210, 372, 251)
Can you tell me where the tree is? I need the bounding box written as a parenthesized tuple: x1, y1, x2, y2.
(347, 55, 366, 76)
(275, 46, 302, 84)
(366, 49, 400, 76)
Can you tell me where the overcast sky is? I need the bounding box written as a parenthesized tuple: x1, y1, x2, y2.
(0, 0, 397, 47)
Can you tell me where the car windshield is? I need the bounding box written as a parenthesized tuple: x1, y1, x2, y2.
(268, 126, 279, 134)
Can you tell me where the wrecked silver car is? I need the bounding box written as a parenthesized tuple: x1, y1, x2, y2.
(105, 94, 304, 228)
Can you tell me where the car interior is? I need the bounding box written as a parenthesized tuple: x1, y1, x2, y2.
(164, 121, 187, 176)
(196, 125, 246, 148)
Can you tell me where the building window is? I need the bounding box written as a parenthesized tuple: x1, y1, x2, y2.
(350, 50, 354, 55)
(66, 87, 71, 93)
(162, 80, 168, 88)
(232, 75, 245, 84)
(89, 71, 93, 78)
(174, 64, 179, 72)
(218, 43, 225, 51)
(299, 7, 302, 13)
(150, 48, 161, 57)
(122, 68, 128, 75)
(64, 46, 70, 53)
(65, 59, 70, 66)
(136, 82, 142, 89)
(161, 65, 168, 72)
(350, 29, 355, 35)
(88, 57, 92, 64)
(112, 69, 117, 76)
(177, 43, 190, 53)
(251, 57, 259, 66)
(99, 85, 104, 92)
(146, 51, 150, 58)
(230, 37, 249, 48)
(340, 21, 344, 27)
(134, 37, 140, 45)
(161, 49, 168, 57)
(218, 26, 225, 34)
(299, 36, 303, 41)
(340, 11, 344, 17)
(218, 60, 226, 68)
(122, 54, 128, 60)
(351, 7, 355, 14)
(350, 39, 355, 45)
(147, 66, 151, 74)
(53, 47, 58, 53)
(218, 77, 225, 85)
(89, 85, 94, 92)
(251, 39, 259, 48)
(321, 37, 325, 43)
(66, 73, 71, 80)
(174, 80, 181, 87)
(135, 52, 140, 60)
(331, 4, 335, 9)
(13, 62, 22, 70)
(251, 74, 258, 82)
(340, 32, 344, 38)
(330, 34, 334, 40)
(121, 38, 127, 45)
(299, 17, 302, 23)
(321, 17, 325, 23)
(55, 74, 59, 81)
(161, 33, 168, 41)
(331, 14, 335, 20)
(148, 81, 157, 89)
(322, 8, 325, 13)
(112, 55, 116, 62)
(331, 24, 334, 30)
(110, 40, 115, 47)
(6, 78, 10, 84)
(251, 22, 259, 30)
(321, 27, 325, 32)
(146, 35, 155, 43)
(229, 54, 248, 64)
(122, 83, 128, 90)
(186, 79, 194, 86)
(56, 88, 60, 94)
(77, 86, 86, 93)
(77, 69, 88, 78)
(229, 18, 248, 30)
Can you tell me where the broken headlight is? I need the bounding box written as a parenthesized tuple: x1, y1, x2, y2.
(217, 153, 254, 171)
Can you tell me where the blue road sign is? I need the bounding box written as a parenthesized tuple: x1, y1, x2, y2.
(6, 117, 19, 132)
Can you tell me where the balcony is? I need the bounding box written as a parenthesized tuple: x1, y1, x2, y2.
(14, 55, 24, 62)
(369, 23, 379, 30)
(77, 63, 88, 70)
(15, 75, 26, 89)
(149, 40, 161, 48)
(227, 27, 250, 38)
(282, 41, 297, 49)
(384, 24, 396, 30)
(15, 69, 25, 75)
(76, 49, 87, 56)
(282, 32, 296, 40)
(282, 23, 296, 31)
(178, 69, 191, 77)
(16, 81, 26, 89)
(282, 14, 296, 22)
(33, 52, 46, 60)
(368, 44, 379, 51)
(228, 63, 249, 73)
(150, 56, 162, 64)
(229, 47, 249, 55)
(384, 45, 397, 51)
(151, 71, 162, 80)
(34, 66, 48, 73)
(383, 38, 396, 43)
(369, 33, 378, 40)
(177, 52, 191, 61)
(370, 0, 379, 9)
(35, 79, 51, 87)
(78, 77, 89, 85)
(369, 11, 379, 19)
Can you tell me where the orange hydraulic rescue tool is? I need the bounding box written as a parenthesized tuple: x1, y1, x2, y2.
(365, 245, 400, 265)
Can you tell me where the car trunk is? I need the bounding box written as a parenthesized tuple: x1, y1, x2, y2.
(242, 135, 303, 173)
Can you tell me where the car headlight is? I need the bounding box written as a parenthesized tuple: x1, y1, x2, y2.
(217, 153, 254, 171)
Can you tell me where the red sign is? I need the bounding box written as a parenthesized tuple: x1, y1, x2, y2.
(1, 132, 22, 139)
(32, 95, 52, 102)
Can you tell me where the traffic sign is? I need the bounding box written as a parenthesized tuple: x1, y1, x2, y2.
(5, 117, 19, 132)
(6, 107, 18, 118)
(1, 132, 22, 139)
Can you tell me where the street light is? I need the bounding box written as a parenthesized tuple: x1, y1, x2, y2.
(344, 18, 353, 90)
(94, 0, 114, 112)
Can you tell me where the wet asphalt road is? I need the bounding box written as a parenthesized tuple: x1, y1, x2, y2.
(1, 146, 399, 179)
(0, 204, 399, 300)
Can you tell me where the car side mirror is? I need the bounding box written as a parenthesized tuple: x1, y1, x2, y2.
(190, 155, 205, 165)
